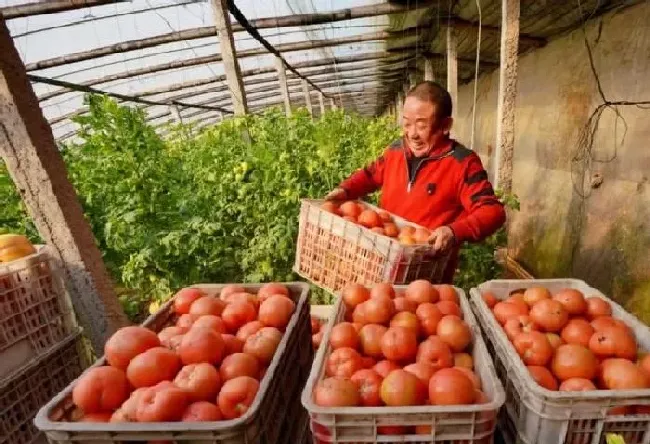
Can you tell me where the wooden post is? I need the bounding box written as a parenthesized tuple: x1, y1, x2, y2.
(301, 79, 313, 117)
(396, 92, 403, 124)
(330, 98, 336, 109)
(494, 0, 520, 193)
(0, 19, 128, 352)
(425, 58, 435, 81)
(318, 92, 326, 117)
(446, 26, 458, 124)
(408, 72, 417, 88)
(274, 56, 291, 117)
(211, 0, 247, 115)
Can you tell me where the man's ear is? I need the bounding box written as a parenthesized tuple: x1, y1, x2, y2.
(442, 116, 454, 136)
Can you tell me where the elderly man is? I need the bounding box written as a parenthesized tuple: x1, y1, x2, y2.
(325, 81, 505, 283)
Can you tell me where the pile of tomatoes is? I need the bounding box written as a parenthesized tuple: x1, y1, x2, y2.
(70, 283, 295, 423)
(313, 280, 491, 423)
(482, 287, 650, 412)
(320, 200, 430, 245)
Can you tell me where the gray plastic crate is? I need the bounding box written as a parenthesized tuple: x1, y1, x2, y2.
(35, 282, 313, 444)
(301, 286, 505, 443)
(469, 279, 650, 444)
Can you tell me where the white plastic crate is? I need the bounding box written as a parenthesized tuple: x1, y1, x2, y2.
(301, 286, 505, 443)
(469, 279, 650, 444)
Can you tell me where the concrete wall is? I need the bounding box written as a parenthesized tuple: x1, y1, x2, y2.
(453, 2, 650, 323)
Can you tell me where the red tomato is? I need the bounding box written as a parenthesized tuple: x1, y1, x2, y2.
(173, 288, 205, 314)
(217, 376, 260, 419)
(174, 363, 222, 401)
(326, 347, 364, 378)
(351, 369, 383, 406)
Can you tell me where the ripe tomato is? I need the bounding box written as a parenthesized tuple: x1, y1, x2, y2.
(136, 383, 189, 422)
(373, 360, 401, 378)
(380, 369, 427, 406)
(416, 303, 443, 336)
(481, 291, 498, 309)
(329, 322, 360, 350)
(454, 353, 473, 369)
(174, 363, 222, 401)
(342, 283, 370, 309)
(413, 227, 431, 244)
(361, 356, 376, 369)
(590, 316, 629, 332)
(493, 301, 528, 325)
(312, 331, 324, 350)
(437, 300, 462, 318)
(222, 292, 259, 310)
(364, 296, 395, 324)
(454, 366, 481, 390)
(381, 326, 418, 363)
(257, 282, 289, 303)
(192, 315, 227, 334)
(559, 378, 597, 391)
(560, 319, 594, 347)
(639, 354, 650, 379)
(390, 312, 420, 336)
(527, 366, 558, 391)
(588, 325, 637, 360)
(126, 347, 181, 388)
(553, 289, 587, 316)
(243, 327, 282, 365)
(352, 303, 368, 324)
(222, 301, 257, 332)
(436, 315, 472, 352)
(403, 362, 437, 386)
(105, 326, 161, 370)
(217, 376, 260, 419)
(378, 425, 411, 435)
(522, 287, 551, 307)
(158, 326, 187, 349)
(504, 315, 538, 341)
(72, 366, 130, 413)
(181, 401, 222, 421)
(513, 331, 553, 366)
(220, 352, 260, 381)
(585, 296, 612, 320)
(219, 284, 246, 300)
(434, 285, 458, 304)
(311, 316, 321, 334)
(339, 201, 362, 219)
(236, 320, 265, 342)
(393, 297, 418, 314)
(350, 369, 383, 406)
(416, 336, 453, 372)
(258, 295, 295, 330)
(326, 347, 364, 378)
(358, 209, 382, 228)
(428, 368, 476, 405)
(383, 223, 399, 237)
(507, 294, 530, 313)
(321, 201, 340, 215)
(221, 334, 244, 355)
(189, 297, 226, 317)
(370, 282, 396, 299)
(405, 280, 439, 305)
(551, 344, 598, 381)
(178, 327, 225, 365)
(314, 377, 360, 407)
(600, 358, 650, 390)
(529, 299, 569, 332)
(173, 288, 205, 314)
(176, 313, 199, 329)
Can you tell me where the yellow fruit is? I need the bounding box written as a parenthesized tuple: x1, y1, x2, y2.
(0, 234, 36, 262)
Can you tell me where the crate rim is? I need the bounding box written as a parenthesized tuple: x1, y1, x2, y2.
(470, 278, 650, 403)
(301, 284, 506, 416)
(34, 281, 310, 434)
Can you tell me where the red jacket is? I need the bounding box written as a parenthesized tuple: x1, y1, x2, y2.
(339, 137, 506, 282)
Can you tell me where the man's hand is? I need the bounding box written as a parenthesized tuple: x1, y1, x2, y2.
(427, 226, 456, 254)
(324, 187, 347, 201)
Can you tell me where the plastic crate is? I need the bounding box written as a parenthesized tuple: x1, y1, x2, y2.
(294, 199, 451, 294)
(469, 279, 650, 444)
(0, 333, 85, 444)
(34, 282, 313, 444)
(301, 286, 505, 443)
(0, 245, 77, 380)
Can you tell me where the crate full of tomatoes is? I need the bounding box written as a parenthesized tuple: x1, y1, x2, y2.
(294, 199, 450, 294)
(470, 279, 650, 444)
(35, 282, 313, 444)
(301, 281, 505, 443)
